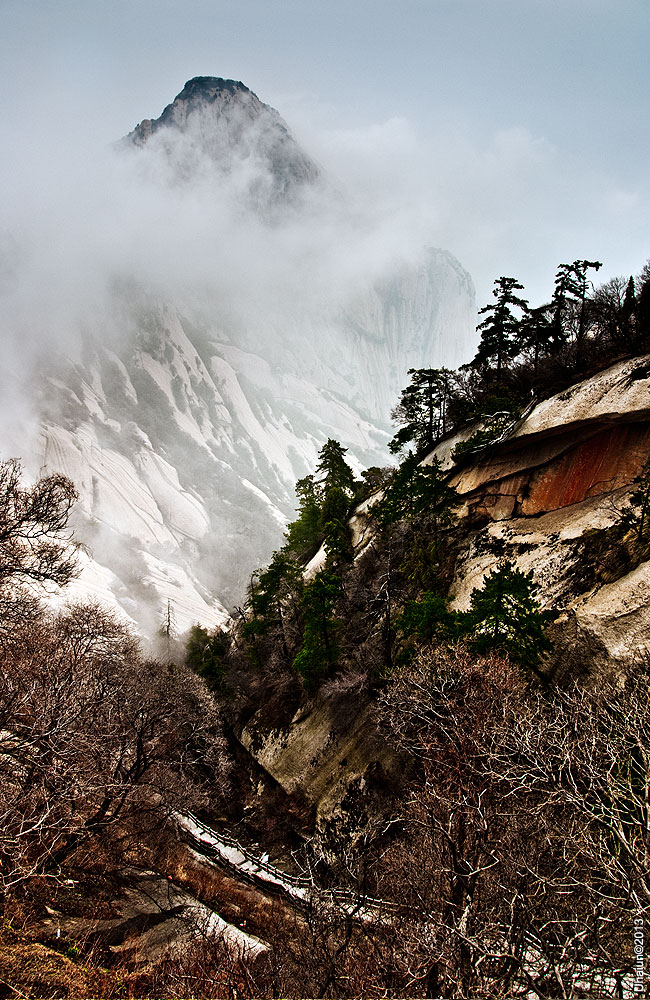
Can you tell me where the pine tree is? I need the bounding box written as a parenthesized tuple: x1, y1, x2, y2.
(551, 259, 602, 359)
(244, 549, 303, 658)
(472, 277, 529, 376)
(622, 275, 638, 345)
(395, 592, 458, 649)
(463, 560, 552, 673)
(374, 454, 458, 530)
(638, 261, 650, 349)
(312, 439, 357, 568)
(320, 485, 354, 564)
(389, 368, 454, 456)
(292, 569, 343, 690)
(374, 454, 459, 592)
(285, 475, 322, 560)
(315, 439, 356, 497)
(185, 624, 230, 685)
(520, 302, 554, 373)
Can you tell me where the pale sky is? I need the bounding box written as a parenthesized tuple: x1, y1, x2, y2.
(1, 0, 648, 308)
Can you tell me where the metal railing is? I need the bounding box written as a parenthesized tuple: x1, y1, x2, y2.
(181, 811, 400, 916)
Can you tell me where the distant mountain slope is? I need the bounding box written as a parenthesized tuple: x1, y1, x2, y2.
(32, 77, 476, 634)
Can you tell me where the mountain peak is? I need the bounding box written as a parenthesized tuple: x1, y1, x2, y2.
(125, 75, 319, 200)
(177, 76, 254, 99)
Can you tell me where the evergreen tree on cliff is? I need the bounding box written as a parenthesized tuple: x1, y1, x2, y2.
(315, 439, 356, 565)
(471, 277, 529, 377)
(285, 475, 321, 560)
(389, 368, 454, 455)
(292, 569, 343, 690)
(551, 259, 602, 361)
(315, 439, 356, 498)
(465, 560, 552, 674)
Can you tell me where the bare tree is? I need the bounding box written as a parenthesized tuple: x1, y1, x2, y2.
(0, 458, 79, 645)
(0, 600, 230, 893)
(0, 458, 79, 589)
(376, 644, 641, 997)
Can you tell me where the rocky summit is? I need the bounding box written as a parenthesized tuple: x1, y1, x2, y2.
(126, 76, 320, 201)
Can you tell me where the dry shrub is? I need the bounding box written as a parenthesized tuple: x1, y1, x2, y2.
(370, 642, 643, 997)
(0, 597, 231, 895)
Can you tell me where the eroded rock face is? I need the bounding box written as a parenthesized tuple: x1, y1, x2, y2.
(452, 422, 650, 522)
(442, 356, 650, 672)
(238, 359, 650, 836)
(239, 689, 405, 841)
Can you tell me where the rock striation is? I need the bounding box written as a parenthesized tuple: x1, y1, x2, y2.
(440, 356, 650, 672)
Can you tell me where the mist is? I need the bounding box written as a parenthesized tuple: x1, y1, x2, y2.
(0, 84, 467, 628)
(2, 93, 641, 412)
(1, 77, 641, 632)
(0, 104, 442, 374)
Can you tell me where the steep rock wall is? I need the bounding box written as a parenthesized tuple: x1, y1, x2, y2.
(238, 691, 404, 839)
(443, 356, 650, 672)
(453, 422, 650, 522)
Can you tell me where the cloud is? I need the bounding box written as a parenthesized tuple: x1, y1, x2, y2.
(293, 105, 648, 309)
(0, 83, 646, 427)
(0, 115, 405, 342)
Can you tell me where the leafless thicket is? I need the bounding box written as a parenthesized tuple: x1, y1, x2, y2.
(373, 645, 647, 998)
(142, 645, 648, 999)
(0, 460, 230, 896)
(0, 599, 230, 892)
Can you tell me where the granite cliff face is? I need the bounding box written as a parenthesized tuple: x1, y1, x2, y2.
(440, 356, 650, 672)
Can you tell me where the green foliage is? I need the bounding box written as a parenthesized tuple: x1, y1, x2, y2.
(617, 457, 650, 544)
(320, 485, 354, 563)
(285, 474, 322, 560)
(375, 455, 458, 528)
(357, 466, 394, 502)
(364, 453, 458, 599)
(285, 440, 357, 567)
(392, 563, 552, 674)
(292, 569, 343, 691)
(315, 438, 356, 497)
(520, 302, 555, 369)
(472, 277, 529, 376)
(242, 549, 303, 668)
(451, 411, 515, 462)
(638, 261, 650, 347)
(185, 623, 230, 685)
(395, 592, 458, 657)
(373, 454, 459, 591)
(389, 368, 454, 455)
(400, 535, 446, 592)
(551, 259, 602, 353)
(462, 560, 553, 672)
(246, 550, 302, 635)
(314, 439, 357, 568)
